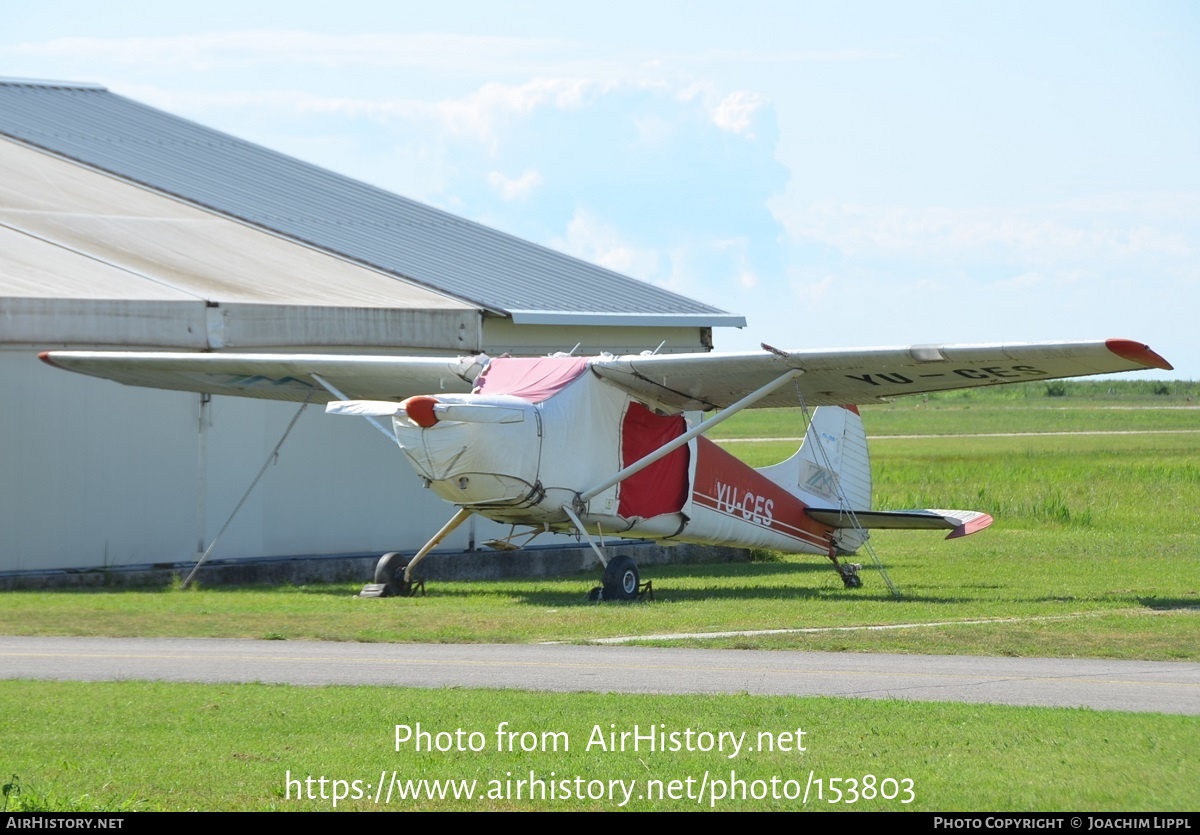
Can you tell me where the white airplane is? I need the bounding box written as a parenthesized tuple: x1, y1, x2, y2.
(41, 338, 1172, 600)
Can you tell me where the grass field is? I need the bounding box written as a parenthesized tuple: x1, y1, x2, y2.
(4, 380, 1197, 811)
(710, 378, 1200, 438)
(2, 682, 1197, 811)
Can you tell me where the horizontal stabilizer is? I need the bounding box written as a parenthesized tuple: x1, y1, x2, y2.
(806, 508, 993, 540)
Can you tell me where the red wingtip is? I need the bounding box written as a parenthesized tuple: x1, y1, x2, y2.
(37, 351, 61, 368)
(1105, 339, 1173, 371)
(945, 513, 994, 540)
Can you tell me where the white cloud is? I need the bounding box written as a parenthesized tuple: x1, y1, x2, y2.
(997, 272, 1044, 289)
(487, 169, 544, 201)
(709, 90, 769, 137)
(791, 274, 835, 304)
(682, 47, 902, 65)
(676, 82, 769, 137)
(4, 32, 573, 73)
(737, 269, 759, 290)
(631, 113, 675, 147)
(552, 209, 661, 280)
(4, 31, 897, 83)
(433, 78, 617, 144)
(707, 237, 761, 291)
(125, 77, 620, 150)
(773, 200, 1196, 264)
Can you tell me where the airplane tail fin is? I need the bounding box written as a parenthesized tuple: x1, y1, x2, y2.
(755, 406, 992, 554)
(756, 405, 872, 512)
(756, 406, 872, 552)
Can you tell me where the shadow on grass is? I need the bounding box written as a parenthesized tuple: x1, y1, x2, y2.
(171, 560, 843, 598)
(398, 578, 1004, 608)
(16, 563, 1043, 610)
(1137, 597, 1200, 611)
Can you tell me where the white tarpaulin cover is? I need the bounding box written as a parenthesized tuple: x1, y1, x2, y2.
(391, 356, 685, 527)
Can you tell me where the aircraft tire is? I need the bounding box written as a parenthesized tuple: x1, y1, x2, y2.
(375, 551, 411, 597)
(602, 555, 640, 601)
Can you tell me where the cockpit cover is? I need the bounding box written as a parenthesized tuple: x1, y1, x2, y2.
(618, 402, 689, 518)
(472, 356, 591, 402)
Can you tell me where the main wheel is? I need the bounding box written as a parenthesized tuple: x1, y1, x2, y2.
(602, 555, 640, 601)
(375, 551, 414, 597)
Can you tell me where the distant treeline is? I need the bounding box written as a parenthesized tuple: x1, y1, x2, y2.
(918, 378, 1197, 403)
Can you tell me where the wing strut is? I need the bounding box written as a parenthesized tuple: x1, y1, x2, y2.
(182, 386, 316, 589)
(578, 369, 803, 504)
(310, 373, 398, 445)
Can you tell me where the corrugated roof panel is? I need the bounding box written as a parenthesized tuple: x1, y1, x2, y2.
(0, 137, 475, 311)
(0, 134, 481, 349)
(0, 80, 746, 327)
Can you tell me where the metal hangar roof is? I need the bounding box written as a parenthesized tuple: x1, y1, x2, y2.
(0, 77, 746, 330)
(0, 135, 477, 350)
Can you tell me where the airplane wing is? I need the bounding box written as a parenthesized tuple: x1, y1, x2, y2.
(40, 338, 1169, 409)
(38, 351, 486, 403)
(590, 338, 1172, 410)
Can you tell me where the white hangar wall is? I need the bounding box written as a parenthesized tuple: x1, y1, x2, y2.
(2, 350, 521, 572)
(3, 352, 199, 572)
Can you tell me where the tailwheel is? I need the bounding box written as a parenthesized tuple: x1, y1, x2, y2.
(826, 541, 863, 589)
(837, 563, 863, 589)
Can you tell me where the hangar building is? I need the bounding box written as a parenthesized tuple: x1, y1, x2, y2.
(0, 77, 745, 575)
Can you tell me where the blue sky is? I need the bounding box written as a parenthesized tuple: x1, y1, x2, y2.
(4, 1, 1196, 377)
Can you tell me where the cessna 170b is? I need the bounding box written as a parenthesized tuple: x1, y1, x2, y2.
(41, 338, 1172, 600)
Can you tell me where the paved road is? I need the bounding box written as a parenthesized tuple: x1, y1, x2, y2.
(2, 637, 1197, 714)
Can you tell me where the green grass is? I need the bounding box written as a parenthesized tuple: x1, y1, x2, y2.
(2, 681, 1196, 811)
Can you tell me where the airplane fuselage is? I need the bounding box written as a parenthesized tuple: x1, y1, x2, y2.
(390, 386, 837, 558)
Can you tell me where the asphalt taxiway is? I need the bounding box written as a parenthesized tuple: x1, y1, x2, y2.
(2, 636, 1196, 714)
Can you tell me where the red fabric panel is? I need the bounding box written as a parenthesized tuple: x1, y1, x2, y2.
(618, 402, 689, 518)
(472, 356, 590, 402)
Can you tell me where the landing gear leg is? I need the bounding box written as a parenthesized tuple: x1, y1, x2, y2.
(563, 505, 651, 602)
